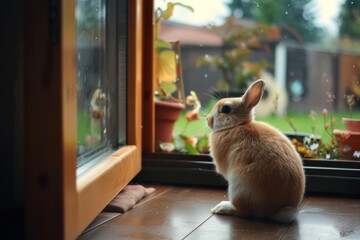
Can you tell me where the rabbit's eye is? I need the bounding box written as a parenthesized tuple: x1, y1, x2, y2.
(220, 105, 231, 114)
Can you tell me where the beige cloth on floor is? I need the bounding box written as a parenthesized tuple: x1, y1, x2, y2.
(104, 185, 156, 213)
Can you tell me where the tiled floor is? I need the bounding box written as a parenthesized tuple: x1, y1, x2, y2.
(79, 185, 360, 240)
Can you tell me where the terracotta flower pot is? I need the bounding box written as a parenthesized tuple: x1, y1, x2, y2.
(333, 129, 360, 160)
(342, 118, 360, 132)
(333, 117, 360, 160)
(155, 101, 185, 145)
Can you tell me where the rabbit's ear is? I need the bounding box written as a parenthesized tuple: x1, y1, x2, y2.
(242, 79, 265, 110)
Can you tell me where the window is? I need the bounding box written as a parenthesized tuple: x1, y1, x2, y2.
(24, 0, 143, 239)
(76, 0, 127, 174)
(139, 0, 360, 196)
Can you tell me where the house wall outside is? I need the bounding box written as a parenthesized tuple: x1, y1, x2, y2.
(179, 42, 359, 113)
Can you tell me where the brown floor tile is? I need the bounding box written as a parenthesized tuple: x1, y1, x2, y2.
(79, 186, 360, 240)
(79, 186, 227, 240)
(282, 212, 360, 239)
(185, 215, 288, 240)
(300, 196, 360, 215)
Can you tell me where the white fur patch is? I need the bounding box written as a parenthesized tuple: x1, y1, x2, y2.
(226, 172, 248, 202)
(211, 201, 236, 215)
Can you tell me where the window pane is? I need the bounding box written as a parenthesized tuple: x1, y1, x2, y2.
(76, 0, 128, 169)
(156, 0, 360, 160)
(76, 0, 109, 166)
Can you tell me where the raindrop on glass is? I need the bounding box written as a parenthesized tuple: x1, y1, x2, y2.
(285, 11, 288, 15)
(204, 74, 208, 78)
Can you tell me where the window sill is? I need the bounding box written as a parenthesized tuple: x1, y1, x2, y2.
(76, 145, 141, 233)
(136, 152, 360, 196)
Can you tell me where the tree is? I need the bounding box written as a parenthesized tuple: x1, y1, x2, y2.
(339, 0, 360, 40)
(226, 0, 323, 42)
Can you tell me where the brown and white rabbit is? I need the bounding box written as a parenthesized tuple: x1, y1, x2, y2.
(206, 79, 305, 223)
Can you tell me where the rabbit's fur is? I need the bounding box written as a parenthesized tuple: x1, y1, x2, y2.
(206, 80, 305, 223)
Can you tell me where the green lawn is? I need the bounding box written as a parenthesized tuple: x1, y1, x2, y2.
(174, 105, 360, 144)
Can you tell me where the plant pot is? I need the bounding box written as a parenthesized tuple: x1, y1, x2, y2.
(155, 101, 185, 146)
(333, 129, 360, 160)
(333, 117, 360, 160)
(342, 118, 360, 132)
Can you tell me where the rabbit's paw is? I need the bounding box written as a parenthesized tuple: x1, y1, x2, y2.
(211, 201, 237, 216)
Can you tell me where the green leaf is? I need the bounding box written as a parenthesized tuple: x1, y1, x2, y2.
(156, 39, 172, 50)
(160, 81, 177, 95)
(160, 2, 194, 21)
(183, 139, 199, 154)
(172, 3, 194, 13)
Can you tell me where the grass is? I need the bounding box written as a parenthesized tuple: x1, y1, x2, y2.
(174, 103, 360, 144)
(78, 111, 91, 145)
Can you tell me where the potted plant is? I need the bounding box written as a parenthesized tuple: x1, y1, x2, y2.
(154, 2, 193, 145)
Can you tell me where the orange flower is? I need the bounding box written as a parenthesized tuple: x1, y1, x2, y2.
(187, 137, 198, 147)
(186, 110, 200, 121)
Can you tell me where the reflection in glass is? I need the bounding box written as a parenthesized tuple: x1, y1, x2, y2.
(76, 0, 108, 165)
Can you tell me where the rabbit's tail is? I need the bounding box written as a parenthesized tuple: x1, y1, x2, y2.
(269, 206, 298, 223)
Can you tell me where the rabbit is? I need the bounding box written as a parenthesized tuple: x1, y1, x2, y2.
(206, 79, 305, 223)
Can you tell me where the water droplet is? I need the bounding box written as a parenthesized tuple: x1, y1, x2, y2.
(285, 11, 288, 15)
(204, 74, 208, 78)
(351, 1, 354, 4)
(95, 37, 98, 40)
(352, 65, 355, 68)
(326, 79, 329, 82)
(205, 54, 209, 59)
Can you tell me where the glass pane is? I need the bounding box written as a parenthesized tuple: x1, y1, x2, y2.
(156, 0, 360, 160)
(76, 0, 108, 166)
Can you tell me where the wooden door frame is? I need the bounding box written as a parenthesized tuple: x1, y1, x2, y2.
(24, 0, 144, 239)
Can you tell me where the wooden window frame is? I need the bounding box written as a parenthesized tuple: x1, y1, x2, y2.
(139, 1, 360, 197)
(24, 0, 143, 239)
